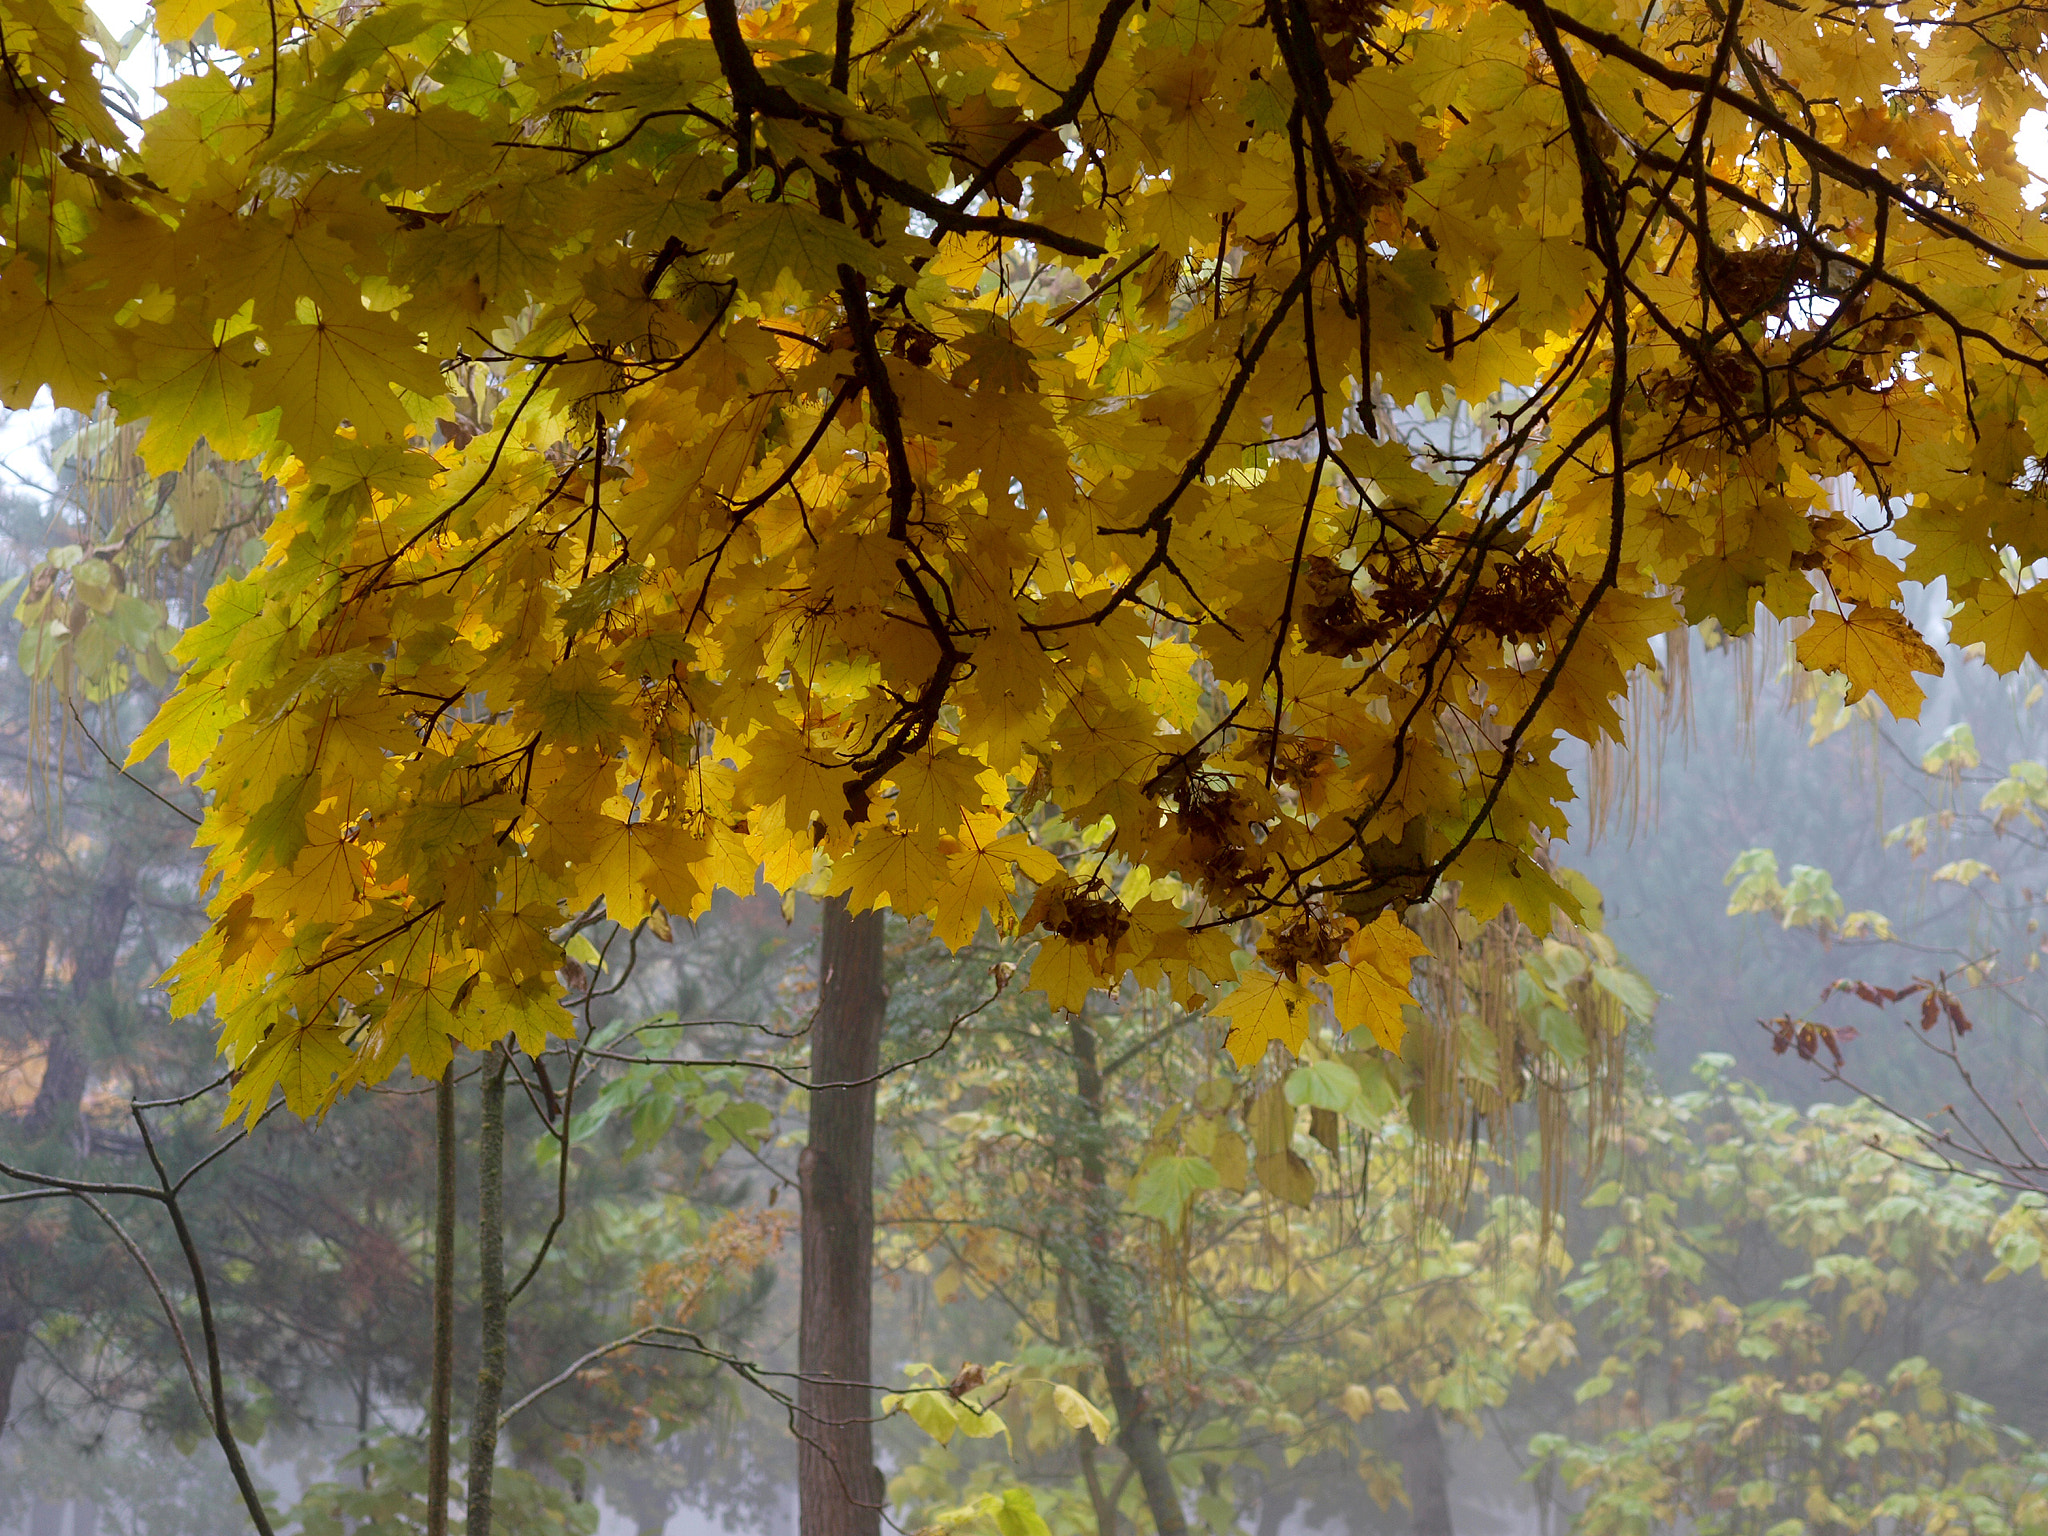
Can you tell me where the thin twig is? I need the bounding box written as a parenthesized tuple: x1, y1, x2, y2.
(66, 698, 200, 826)
(132, 1103, 279, 1536)
(72, 1189, 216, 1433)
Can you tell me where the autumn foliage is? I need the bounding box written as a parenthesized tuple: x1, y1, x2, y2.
(3, 0, 2046, 1109)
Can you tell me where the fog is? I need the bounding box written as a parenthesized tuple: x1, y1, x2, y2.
(8, 442, 2048, 1535)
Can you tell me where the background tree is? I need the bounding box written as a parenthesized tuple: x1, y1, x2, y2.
(868, 898, 1643, 1534)
(1535, 1054, 2048, 1536)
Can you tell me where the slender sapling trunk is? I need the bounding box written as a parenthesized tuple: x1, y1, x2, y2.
(1065, 1012, 1188, 1536)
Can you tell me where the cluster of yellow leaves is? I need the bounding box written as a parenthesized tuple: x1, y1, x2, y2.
(1216, 909, 1427, 1064)
(5, 0, 2048, 1112)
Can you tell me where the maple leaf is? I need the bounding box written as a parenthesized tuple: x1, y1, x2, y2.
(944, 93, 1061, 197)
(737, 728, 858, 835)
(255, 306, 446, 446)
(322, 103, 502, 190)
(1951, 583, 2048, 673)
(198, 205, 371, 328)
(930, 812, 1062, 950)
(1450, 840, 1586, 932)
(1029, 933, 1103, 1014)
(112, 305, 265, 473)
(128, 672, 232, 778)
(247, 821, 375, 926)
(1328, 911, 1428, 1051)
(0, 260, 119, 411)
(826, 824, 947, 912)
(582, 818, 695, 928)
(718, 202, 894, 295)
(888, 746, 1001, 835)
(1217, 970, 1321, 1068)
(228, 1017, 354, 1124)
(520, 655, 634, 744)
(952, 322, 1042, 396)
(1796, 605, 1945, 722)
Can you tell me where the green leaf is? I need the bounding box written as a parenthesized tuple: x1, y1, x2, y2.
(1591, 964, 1656, 1019)
(1125, 1153, 1219, 1232)
(718, 203, 891, 294)
(1284, 1059, 1363, 1114)
(992, 1488, 1050, 1536)
(1533, 1004, 1587, 1064)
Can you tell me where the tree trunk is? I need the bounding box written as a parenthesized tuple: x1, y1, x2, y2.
(427, 1065, 457, 1536)
(22, 836, 139, 1140)
(21, 1027, 88, 1140)
(0, 1295, 26, 1436)
(1078, 1429, 1119, 1536)
(465, 1048, 509, 1536)
(1255, 1480, 1294, 1536)
(5, 836, 142, 1432)
(1399, 1410, 1454, 1536)
(798, 897, 888, 1536)
(1065, 1014, 1188, 1536)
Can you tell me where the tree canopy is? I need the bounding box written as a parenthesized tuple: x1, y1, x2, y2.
(4, 0, 2046, 1106)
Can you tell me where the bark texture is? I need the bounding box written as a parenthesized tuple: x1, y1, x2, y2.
(465, 1049, 509, 1536)
(427, 1066, 457, 1536)
(3, 835, 142, 1431)
(0, 1297, 26, 1437)
(23, 835, 139, 1140)
(797, 897, 888, 1536)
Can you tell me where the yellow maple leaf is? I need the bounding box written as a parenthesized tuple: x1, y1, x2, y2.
(253, 305, 444, 446)
(359, 952, 475, 1084)
(1328, 961, 1409, 1052)
(1217, 969, 1320, 1068)
(929, 812, 1062, 950)
(718, 202, 896, 296)
(826, 824, 946, 913)
(888, 746, 1002, 835)
(0, 259, 117, 411)
(1796, 604, 1945, 721)
(1346, 909, 1430, 984)
(582, 818, 695, 927)
(113, 304, 265, 473)
(520, 654, 634, 744)
(1029, 933, 1103, 1014)
(1326, 911, 1429, 1052)
(247, 825, 374, 925)
(737, 727, 858, 837)
(128, 673, 232, 778)
(225, 1018, 354, 1124)
(1951, 582, 2048, 673)
(1449, 839, 1585, 931)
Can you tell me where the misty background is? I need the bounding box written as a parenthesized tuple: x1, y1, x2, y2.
(5, 420, 2048, 1536)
